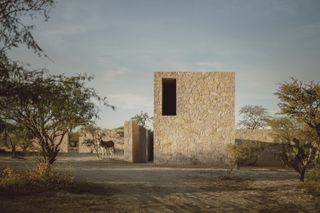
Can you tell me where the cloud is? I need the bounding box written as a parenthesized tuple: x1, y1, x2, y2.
(108, 93, 152, 110)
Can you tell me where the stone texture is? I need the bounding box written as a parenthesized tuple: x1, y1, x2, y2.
(30, 132, 69, 153)
(123, 121, 132, 161)
(154, 72, 235, 165)
(146, 130, 154, 162)
(58, 133, 69, 153)
(235, 129, 274, 143)
(79, 133, 93, 153)
(79, 128, 124, 153)
(124, 121, 147, 163)
(235, 129, 282, 166)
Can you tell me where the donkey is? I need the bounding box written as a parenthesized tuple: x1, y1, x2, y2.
(100, 140, 115, 158)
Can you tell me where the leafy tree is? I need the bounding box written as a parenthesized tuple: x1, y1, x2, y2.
(131, 111, 153, 129)
(238, 105, 270, 129)
(269, 117, 319, 181)
(0, 72, 114, 164)
(275, 79, 320, 144)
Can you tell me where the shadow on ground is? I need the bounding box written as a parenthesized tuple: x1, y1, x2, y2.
(0, 154, 319, 213)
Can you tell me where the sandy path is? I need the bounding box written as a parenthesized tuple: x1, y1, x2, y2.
(0, 154, 319, 212)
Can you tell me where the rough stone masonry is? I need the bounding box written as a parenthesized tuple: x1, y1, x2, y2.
(154, 72, 235, 165)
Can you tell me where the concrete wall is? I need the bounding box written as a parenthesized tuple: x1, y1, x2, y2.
(154, 72, 235, 165)
(124, 121, 148, 163)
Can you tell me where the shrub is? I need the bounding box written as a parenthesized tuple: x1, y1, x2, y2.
(228, 141, 265, 170)
(0, 163, 74, 194)
(306, 165, 320, 181)
(303, 165, 320, 194)
(27, 163, 74, 188)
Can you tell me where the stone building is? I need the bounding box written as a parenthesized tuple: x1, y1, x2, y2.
(153, 72, 235, 165)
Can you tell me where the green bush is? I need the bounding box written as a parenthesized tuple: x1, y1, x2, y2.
(228, 141, 265, 170)
(0, 163, 74, 194)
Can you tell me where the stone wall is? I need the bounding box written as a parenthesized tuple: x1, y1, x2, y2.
(235, 129, 274, 143)
(79, 128, 124, 153)
(30, 132, 68, 153)
(123, 121, 132, 161)
(79, 133, 93, 153)
(0, 132, 68, 153)
(146, 130, 154, 161)
(235, 129, 282, 166)
(154, 72, 235, 165)
(124, 121, 147, 163)
(57, 133, 69, 153)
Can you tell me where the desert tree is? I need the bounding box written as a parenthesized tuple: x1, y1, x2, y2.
(238, 105, 270, 129)
(0, 0, 54, 55)
(68, 131, 80, 147)
(81, 125, 105, 158)
(0, 0, 54, 97)
(269, 117, 319, 181)
(0, 55, 45, 97)
(131, 111, 153, 129)
(275, 79, 320, 144)
(0, 119, 16, 157)
(0, 119, 33, 157)
(0, 72, 114, 164)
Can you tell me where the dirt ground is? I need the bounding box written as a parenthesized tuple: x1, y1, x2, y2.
(0, 153, 319, 212)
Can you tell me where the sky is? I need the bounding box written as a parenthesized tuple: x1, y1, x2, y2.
(9, 0, 320, 129)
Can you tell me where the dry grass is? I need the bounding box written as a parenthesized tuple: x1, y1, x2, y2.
(0, 163, 74, 195)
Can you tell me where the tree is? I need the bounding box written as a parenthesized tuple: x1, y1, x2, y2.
(0, 119, 16, 157)
(269, 117, 319, 181)
(81, 125, 105, 159)
(0, 0, 54, 55)
(0, 0, 54, 97)
(0, 72, 114, 164)
(0, 120, 33, 158)
(69, 131, 80, 147)
(238, 105, 270, 129)
(0, 55, 45, 97)
(131, 111, 153, 129)
(275, 79, 320, 144)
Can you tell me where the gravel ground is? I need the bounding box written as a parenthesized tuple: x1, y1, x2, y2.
(0, 153, 319, 212)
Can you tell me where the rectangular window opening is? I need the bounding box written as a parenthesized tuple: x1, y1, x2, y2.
(162, 78, 176, 116)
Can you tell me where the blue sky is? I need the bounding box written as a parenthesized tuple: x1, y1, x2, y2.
(10, 0, 320, 128)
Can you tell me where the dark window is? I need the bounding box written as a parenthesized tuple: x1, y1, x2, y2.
(162, 78, 176, 116)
